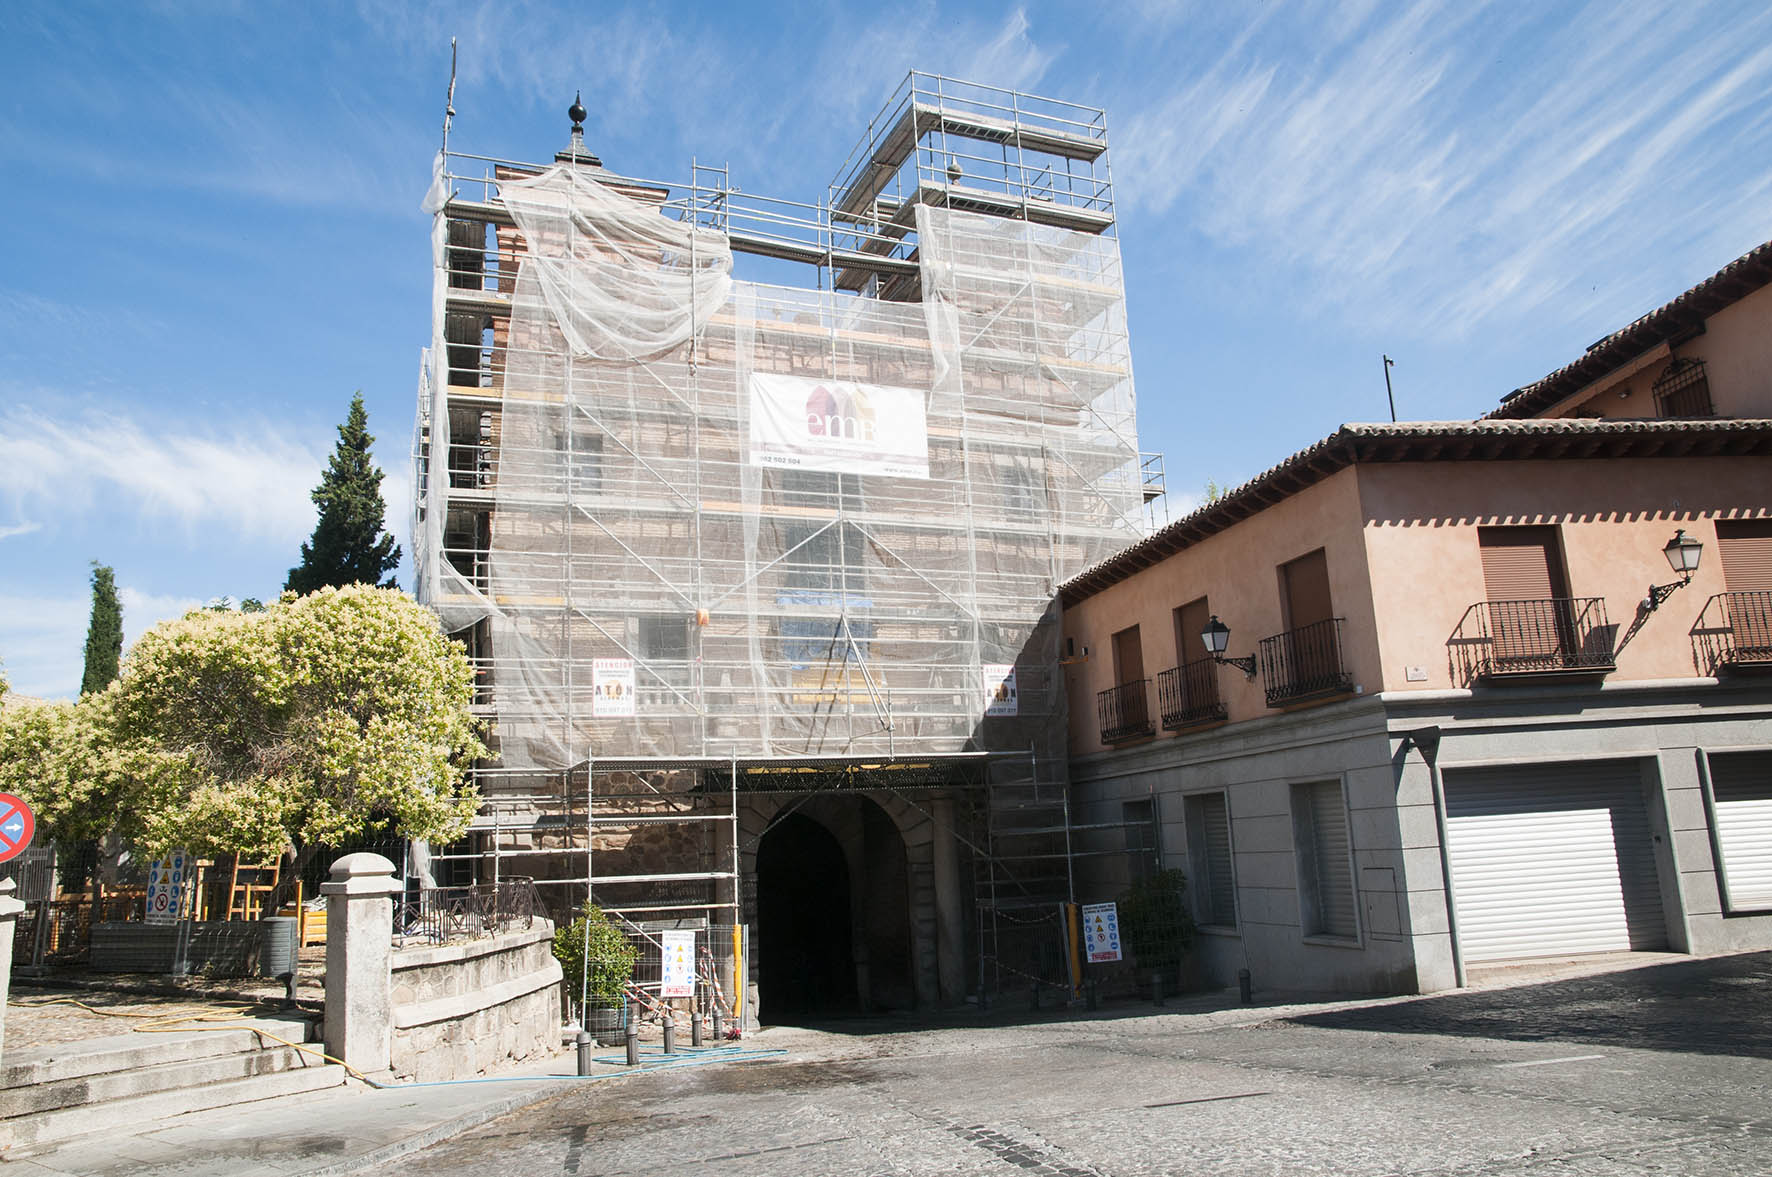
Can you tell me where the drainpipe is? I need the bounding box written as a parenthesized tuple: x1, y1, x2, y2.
(1405, 726, 1466, 990)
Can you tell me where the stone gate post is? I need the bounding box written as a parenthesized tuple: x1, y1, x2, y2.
(0, 880, 24, 1059)
(322, 853, 400, 1073)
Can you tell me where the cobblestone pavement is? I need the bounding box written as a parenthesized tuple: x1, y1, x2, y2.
(369, 952, 1772, 1176)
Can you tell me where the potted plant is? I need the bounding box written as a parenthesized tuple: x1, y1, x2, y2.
(1117, 868, 1197, 993)
(554, 902, 638, 1044)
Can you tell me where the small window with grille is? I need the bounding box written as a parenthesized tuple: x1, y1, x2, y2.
(1652, 357, 1713, 418)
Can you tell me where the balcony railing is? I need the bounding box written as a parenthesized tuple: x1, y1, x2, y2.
(1258, 618, 1353, 706)
(1156, 658, 1226, 730)
(1097, 678, 1153, 743)
(1691, 591, 1772, 675)
(1447, 597, 1616, 684)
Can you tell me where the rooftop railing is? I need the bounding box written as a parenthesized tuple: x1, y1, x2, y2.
(1447, 597, 1616, 684)
(1155, 658, 1226, 730)
(1258, 618, 1353, 706)
(1097, 678, 1153, 743)
(1691, 591, 1772, 675)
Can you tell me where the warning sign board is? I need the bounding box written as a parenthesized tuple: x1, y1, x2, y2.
(0, 793, 34, 865)
(1082, 901, 1122, 964)
(660, 930, 696, 998)
(145, 851, 191, 924)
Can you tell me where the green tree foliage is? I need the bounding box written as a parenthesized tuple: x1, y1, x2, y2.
(0, 691, 127, 846)
(1116, 868, 1197, 973)
(109, 585, 485, 859)
(286, 393, 401, 594)
(553, 903, 638, 1009)
(81, 562, 124, 696)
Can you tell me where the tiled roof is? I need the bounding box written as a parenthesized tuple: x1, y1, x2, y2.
(1061, 418, 1772, 605)
(1489, 238, 1772, 420)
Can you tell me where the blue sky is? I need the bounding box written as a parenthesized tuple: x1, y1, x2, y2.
(4, 1, 1771, 698)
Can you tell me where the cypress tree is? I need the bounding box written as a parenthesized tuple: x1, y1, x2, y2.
(81, 562, 124, 695)
(286, 393, 402, 594)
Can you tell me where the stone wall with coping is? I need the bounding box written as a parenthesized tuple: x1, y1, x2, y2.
(388, 920, 563, 1082)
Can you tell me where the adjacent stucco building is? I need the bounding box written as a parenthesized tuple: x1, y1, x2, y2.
(1060, 239, 1772, 994)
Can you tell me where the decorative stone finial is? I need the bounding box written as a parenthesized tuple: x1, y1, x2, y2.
(569, 91, 587, 134)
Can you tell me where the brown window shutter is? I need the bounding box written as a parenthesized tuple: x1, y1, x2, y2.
(1113, 625, 1145, 685)
(1281, 549, 1333, 629)
(1174, 597, 1210, 665)
(1479, 526, 1566, 601)
(1717, 520, 1772, 594)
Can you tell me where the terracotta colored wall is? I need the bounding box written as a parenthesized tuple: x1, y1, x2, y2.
(1548, 283, 1772, 419)
(1063, 468, 1380, 757)
(1357, 456, 1772, 690)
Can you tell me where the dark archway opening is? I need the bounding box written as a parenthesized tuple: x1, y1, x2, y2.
(757, 813, 856, 1023)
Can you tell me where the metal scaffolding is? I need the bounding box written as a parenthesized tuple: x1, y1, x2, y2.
(412, 72, 1153, 991)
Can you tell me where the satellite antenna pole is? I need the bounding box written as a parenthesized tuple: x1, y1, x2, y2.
(1382, 354, 1397, 422)
(442, 37, 457, 152)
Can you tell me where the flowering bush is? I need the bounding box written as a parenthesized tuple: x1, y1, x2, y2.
(106, 586, 486, 858)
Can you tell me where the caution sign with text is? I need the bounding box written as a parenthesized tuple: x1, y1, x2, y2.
(660, 930, 696, 998)
(1082, 901, 1122, 964)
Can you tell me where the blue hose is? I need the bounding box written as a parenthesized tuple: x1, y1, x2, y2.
(360, 1045, 788, 1089)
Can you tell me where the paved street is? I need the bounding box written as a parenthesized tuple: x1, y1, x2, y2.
(370, 952, 1772, 1176)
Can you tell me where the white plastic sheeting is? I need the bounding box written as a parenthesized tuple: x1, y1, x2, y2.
(415, 160, 1144, 774)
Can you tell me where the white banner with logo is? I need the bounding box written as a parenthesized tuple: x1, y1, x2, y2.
(984, 664, 1019, 716)
(748, 373, 929, 479)
(592, 658, 636, 717)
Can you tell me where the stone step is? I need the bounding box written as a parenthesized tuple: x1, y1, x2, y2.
(3, 1060, 348, 1154)
(0, 1015, 318, 1092)
(1, 1038, 328, 1119)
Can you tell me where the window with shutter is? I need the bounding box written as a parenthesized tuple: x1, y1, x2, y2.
(1716, 521, 1772, 655)
(1185, 792, 1238, 928)
(1478, 526, 1573, 666)
(1717, 521, 1772, 594)
(1290, 780, 1358, 939)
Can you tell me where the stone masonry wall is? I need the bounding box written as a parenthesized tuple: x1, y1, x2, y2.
(388, 921, 562, 1082)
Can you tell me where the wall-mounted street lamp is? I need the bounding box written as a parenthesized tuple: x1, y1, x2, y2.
(1643, 528, 1703, 612)
(1200, 615, 1257, 677)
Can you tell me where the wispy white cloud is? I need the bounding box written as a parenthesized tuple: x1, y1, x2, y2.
(960, 9, 1059, 93)
(0, 584, 204, 701)
(0, 523, 41, 542)
(0, 406, 323, 544)
(1113, 1, 1772, 337)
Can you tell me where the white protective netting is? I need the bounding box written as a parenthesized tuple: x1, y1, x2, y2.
(415, 160, 1143, 775)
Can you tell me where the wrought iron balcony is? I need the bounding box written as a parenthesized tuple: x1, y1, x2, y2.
(1447, 597, 1616, 684)
(1155, 658, 1227, 730)
(1258, 618, 1354, 706)
(1691, 591, 1772, 675)
(1097, 678, 1153, 743)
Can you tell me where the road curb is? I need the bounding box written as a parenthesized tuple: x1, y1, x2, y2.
(299, 1077, 581, 1177)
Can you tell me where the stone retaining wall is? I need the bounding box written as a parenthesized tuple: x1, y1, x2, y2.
(388, 921, 562, 1082)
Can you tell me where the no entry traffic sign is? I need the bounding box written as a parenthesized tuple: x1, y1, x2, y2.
(0, 793, 36, 865)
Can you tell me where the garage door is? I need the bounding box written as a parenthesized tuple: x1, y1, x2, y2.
(1709, 751, 1772, 911)
(1445, 761, 1666, 963)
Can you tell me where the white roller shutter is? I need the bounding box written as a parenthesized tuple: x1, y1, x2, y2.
(1445, 761, 1665, 963)
(1709, 751, 1772, 910)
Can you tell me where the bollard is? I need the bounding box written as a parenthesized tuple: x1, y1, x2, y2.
(1152, 973, 1165, 1007)
(1238, 967, 1253, 1004)
(1085, 979, 1098, 1011)
(1030, 980, 1041, 1011)
(691, 1011, 704, 1047)
(712, 1005, 724, 1040)
(625, 1002, 640, 1066)
(576, 1030, 594, 1076)
(662, 1014, 676, 1054)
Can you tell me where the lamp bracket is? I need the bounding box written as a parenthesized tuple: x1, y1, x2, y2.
(1214, 653, 1257, 678)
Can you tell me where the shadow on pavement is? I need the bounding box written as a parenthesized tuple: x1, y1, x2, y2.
(1284, 951, 1772, 1060)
